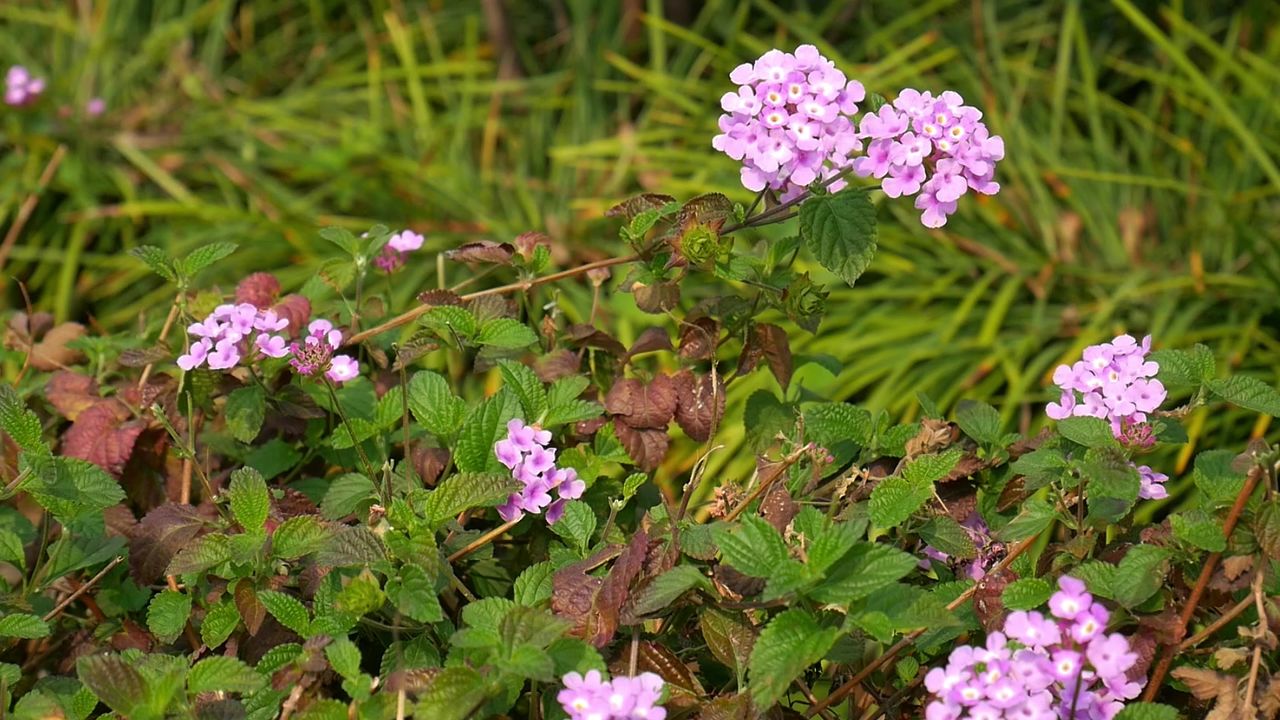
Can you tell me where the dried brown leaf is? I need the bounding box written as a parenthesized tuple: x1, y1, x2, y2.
(606, 193, 676, 220)
(565, 324, 627, 357)
(760, 484, 798, 534)
(605, 375, 677, 429)
(235, 580, 267, 636)
(272, 294, 311, 338)
(973, 569, 1016, 632)
(30, 322, 86, 371)
(613, 421, 670, 472)
(673, 370, 725, 442)
(626, 327, 673, 360)
(445, 240, 515, 265)
(633, 281, 680, 314)
(535, 350, 581, 382)
(678, 316, 720, 361)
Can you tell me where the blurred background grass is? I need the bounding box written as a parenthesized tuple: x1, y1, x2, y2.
(2, 0, 1278, 492)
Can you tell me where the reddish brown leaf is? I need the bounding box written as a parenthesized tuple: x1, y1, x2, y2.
(411, 446, 451, 487)
(3, 311, 53, 350)
(272, 294, 311, 339)
(606, 193, 676, 220)
(614, 422, 670, 472)
(236, 272, 281, 308)
(118, 345, 172, 368)
(712, 565, 764, 600)
(700, 609, 757, 678)
(513, 231, 551, 261)
(626, 327, 673, 360)
(673, 370, 725, 442)
(754, 324, 792, 390)
(565, 324, 627, 357)
(30, 321, 86, 371)
(63, 401, 145, 477)
(633, 281, 680, 314)
(678, 316, 719, 361)
(609, 641, 705, 706)
(676, 193, 735, 227)
(445, 240, 515, 265)
(552, 534, 649, 649)
(415, 289, 464, 307)
(535, 350, 581, 382)
(46, 371, 100, 420)
(760, 484, 798, 534)
(942, 454, 986, 483)
(129, 504, 207, 585)
(973, 569, 1016, 632)
(235, 580, 267, 636)
(605, 375, 677, 429)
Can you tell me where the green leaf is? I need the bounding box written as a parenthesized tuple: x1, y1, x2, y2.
(413, 667, 487, 720)
(748, 609, 840, 709)
(1114, 702, 1180, 720)
(0, 529, 26, 571)
(256, 643, 303, 674)
(321, 473, 378, 520)
(388, 564, 443, 623)
(1150, 346, 1214, 389)
(20, 456, 124, 521)
(1110, 546, 1171, 609)
(224, 385, 267, 443)
(272, 516, 330, 559)
(187, 656, 263, 695)
(0, 613, 50, 639)
(904, 448, 964, 483)
(476, 318, 538, 349)
(177, 241, 238, 277)
(714, 516, 788, 578)
(1002, 578, 1053, 610)
(319, 226, 362, 256)
(77, 654, 149, 717)
(803, 402, 873, 445)
(806, 517, 860, 576)
(498, 360, 549, 420)
(550, 501, 596, 554)
(1010, 447, 1069, 490)
(316, 526, 386, 567)
(420, 305, 479, 341)
(422, 472, 520, 528)
(325, 637, 363, 681)
(1081, 451, 1141, 523)
(544, 376, 603, 428)
(629, 565, 710, 616)
(407, 370, 467, 439)
(1193, 449, 1246, 506)
(1256, 500, 1280, 563)
(228, 467, 269, 532)
(1056, 416, 1119, 449)
(1207, 375, 1280, 416)
(701, 609, 756, 685)
(868, 451, 960, 529)
(258, 590, 310, 637)
(146, 590, 192, 643)
(200, 600, 240, 648)
(1171, 510, 1227, 552)
(798, 187, 878, 287)
(918, 516, 977, 559)
(454, 390, 520, 473)
(513, 561, 556, 606)
(128, 245, 177, 282)
(809, 542, 918, 606)
(167, 533, 231, 575)
(0, 385, 49, 458)
(955, 399, 1002, 444)
(997, 496, 1057, 541)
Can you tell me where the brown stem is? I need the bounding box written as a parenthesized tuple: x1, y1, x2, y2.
(0, 145, 67, 280)
(1176, 594, 1255, 652)
(723, 444, 812, 523)
(1141, 464, 1263, 701)
(345, 254, 639, 346)
(1242, 569, 1267, 714)
(446, 518, 521, 563)
(42, 555, 124, 622)
(805, 532, 1041, 717)
(137, 301, 182, 392)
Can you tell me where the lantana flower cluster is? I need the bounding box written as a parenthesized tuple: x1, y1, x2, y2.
(853, 89, 1005, 227)
(1046, 334, 1166, 436)
(925, 576, 1142, 720)
(5, 66, 45, 107)
(178, 303, 292, 371)
(712, 45, 865, 201)
(287, 319, 360, 383)
(921, 512, 1004, 581)
(558, 670, 666, 720)
(493, 419, 584, 523)
(374, 229, 425, 273)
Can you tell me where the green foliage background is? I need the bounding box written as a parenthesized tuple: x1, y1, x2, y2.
(3, 0, 1278, 482)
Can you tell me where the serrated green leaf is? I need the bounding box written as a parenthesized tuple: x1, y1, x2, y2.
(1110, 546, 1171, 608)
(748, 609, 840, 709)
(167, 533, 231, 575)
(714, 516, 788, 578)
(325, 637, 362, 681)
(320, 473, 377, 520)
(996, 496, 1057, 541)
(413, 667, 487, 720)
(809, 542, 918, 606)
(407, 370, 466, 439)
(455, 390, 520, 473)
(803, 402, 873, 447)
(76, 654, 149, 717)
(1002, 578, 1053, 610)
(1114, 702, 1180, 720)
(187, 656, 263, 695)
(1207, 375, 1280, 416)
(1081, 451, 1141, 523)
(129, 245, 177, 282)
(1150, 346, 1214, 389)
(701, 609, 756, 685)
(869, 450, 954, 529)
(621, 472, 647, 502)
(224, 385, 266, 443)
(178, 241, 237, 277)
(228, 467, 269, 532)
(0, 528, 27, 571)
(550, 501, 596, 554)
(798, 187, 878, 287)
(258, 590, 310, 637)
(476, 317, 538, 349)
(318, 226, 362, 256)
(514, 561, 556, 606)
(146, 590, 192, 643)
(1171, 510, 1227, 552)
(1192, 449, 1246, 506)
(1252, 500, 1280, 562)
(0, 385, 49, 459)
(1010, 447, 1069, 490)
(919, 516, 977, 559)
(388, 563, 442, 623)
(498, 360, 548, 419)
(20, 455, 124, 521)
(200, 600, 240, 648)
(1056, 416, 1120, 449)
(420, 305, 479, 341)
(255, 643, 304, 675)
(544, 376, 602, 428)
(316, 525, 386, 567)
(629, 565, 710, 617)
(904, 448, 964, 484)
(806, 518, 860, 576)
(272, 516, 330, 559)
(0, 613, 49, 639)
(422, 472, 520, 528)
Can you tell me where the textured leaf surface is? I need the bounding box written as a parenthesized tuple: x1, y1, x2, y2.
(798, 187, 878, 286)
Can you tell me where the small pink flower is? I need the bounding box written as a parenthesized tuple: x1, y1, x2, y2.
(325, 355, 359, 383)
(177, 338, 212, 370)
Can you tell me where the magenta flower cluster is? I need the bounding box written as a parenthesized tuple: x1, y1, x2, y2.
(925, 576, 1142, 720)
(853, 89, 1005, 227)
(374, 229, 425, 273)
(712, 45, 865, 201)
(178, 303, 291, 372)
(287, 319, 360, 383)
(493, 419, 584, 524)
(558, 670, 666, 720)
(5, 66, 45, 107)
(1046, 334, 1166, 436)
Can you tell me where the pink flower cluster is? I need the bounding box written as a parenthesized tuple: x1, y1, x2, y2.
(712, 45, 864, 201)
(287, 319, 360, 383)
(5, 66, 45, 107)
(921, 512, 1004, 581)
(853, 89, 1005, 227)
(1134, 464, 1169, 501)
(374, 229, 425, 273)
(558, 670, 666, 720)
(178, 303, 291, 371)
(493, 419, 584, 524)
(1046, 334, 1166, 439)
(925, 576, 1142, 720)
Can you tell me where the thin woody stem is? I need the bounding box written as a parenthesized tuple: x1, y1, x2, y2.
(446, 518, 521, 563)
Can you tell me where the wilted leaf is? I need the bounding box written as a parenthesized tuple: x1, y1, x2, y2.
(272, 294, 311, 338)
(678, 316, 719, 361)
(46, 371, 100, 420)
(553, 537, 646, 648)
(613, 421, 670, 472)
(673, 370, 725, 442)
(30, 322, 86, 371)
(626, 327, 673, 360)
(632, 281, 680, 314)
(62, 401, 145, 477)
(129, 504, 207, 585)
(605, 375, 678, 429)
(445, 240, 515, 265)
(565, 324, 627, 356)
